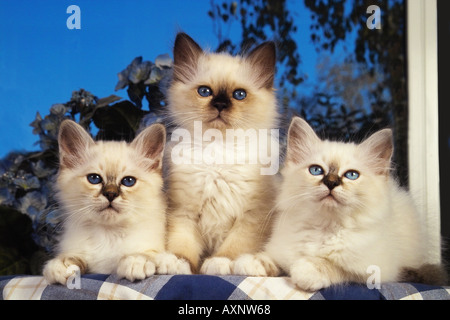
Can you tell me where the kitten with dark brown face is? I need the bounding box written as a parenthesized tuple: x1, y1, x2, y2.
(43, 120, 170, 285)
(167, 33, 277, 133)
(162, 33, 280, 275)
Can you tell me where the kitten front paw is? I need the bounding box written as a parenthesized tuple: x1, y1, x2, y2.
(43, 256, 86, 286)
(155, 252, 192, 275)
(200, 257, 232, 275)
(290, 258, 332, 292)
(116, 254, 155, 282)
(233, 253, 279, 276)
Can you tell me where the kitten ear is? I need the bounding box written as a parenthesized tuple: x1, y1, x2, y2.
(58, 120, 95, 169)
(246, 41, 276, 89)
(173, 32, 203, 83)
(285, 117, 320, 164)
(359, 129, 393, 175)
(131, 123, 166, 171)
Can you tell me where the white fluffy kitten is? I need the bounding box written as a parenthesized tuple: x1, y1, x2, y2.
(163, 33, 279, 275)
(43, 120, 174, 285)
(234, 116, 446, 291)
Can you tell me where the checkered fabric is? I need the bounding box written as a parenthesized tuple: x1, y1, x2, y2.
(1, 275, 449, 300)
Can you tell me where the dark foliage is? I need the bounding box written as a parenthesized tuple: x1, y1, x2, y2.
(304, 0, 408, 185)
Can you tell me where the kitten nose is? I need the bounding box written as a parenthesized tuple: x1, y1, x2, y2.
(102, 184, 119, 202)
(213, 101, 228, 112)
(104, 191, 118, 202)
(323, 174, 341, 190)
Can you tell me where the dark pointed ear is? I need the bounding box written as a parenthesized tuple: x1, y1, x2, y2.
(285, 117, 320, 165)
(58, 120, 94, 169)
(173, 32, 203, 83)
(358, 129, 393, 175)
(131, 123, 166, 171)
(246, 41, 276, 89)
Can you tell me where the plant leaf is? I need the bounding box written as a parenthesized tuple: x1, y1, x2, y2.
(92, 101, 146, 141)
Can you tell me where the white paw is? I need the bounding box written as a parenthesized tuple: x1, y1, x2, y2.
(233, 253, 279, 276)
(200, 257, 232, 275)
(116, 254, 155, 282)
(290, 258, 331, 292)
(154, 252, 192, 274)
(43, 257, 83, 286)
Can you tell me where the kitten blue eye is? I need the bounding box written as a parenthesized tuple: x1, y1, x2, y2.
(121, 176, 136, 187)
(344, 170, 360, 180)
(87, 174, 102, 185)
(233, 89, 247, 100)
(198, 86, 212, 97)
(309, 165, 324, 176)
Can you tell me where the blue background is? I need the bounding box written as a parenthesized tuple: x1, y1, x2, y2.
(0, 0, 325, 158)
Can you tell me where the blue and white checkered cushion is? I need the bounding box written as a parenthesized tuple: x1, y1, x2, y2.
(1, 274, 449, 300)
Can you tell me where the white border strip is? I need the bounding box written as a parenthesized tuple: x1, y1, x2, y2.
(407, 0, 441, 263)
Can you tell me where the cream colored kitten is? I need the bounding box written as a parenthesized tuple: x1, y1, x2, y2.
(163, 33, 279, 275)
(234, 116, 447, 290)
(43, 120, 171, 285)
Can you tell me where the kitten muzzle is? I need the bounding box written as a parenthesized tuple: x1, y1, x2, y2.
(322, 173, 341, 190)
(213, 101, 229, 113)
(211, 92, 231, 113)
(102, 184, 120, 202)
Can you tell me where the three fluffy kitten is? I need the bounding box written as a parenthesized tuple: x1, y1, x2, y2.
(43, 32, 447, 290)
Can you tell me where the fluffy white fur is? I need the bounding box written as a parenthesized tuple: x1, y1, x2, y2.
(234, 116, 435, 291)
(43, 120, 172, 285)
(164, 33, 279, 275)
